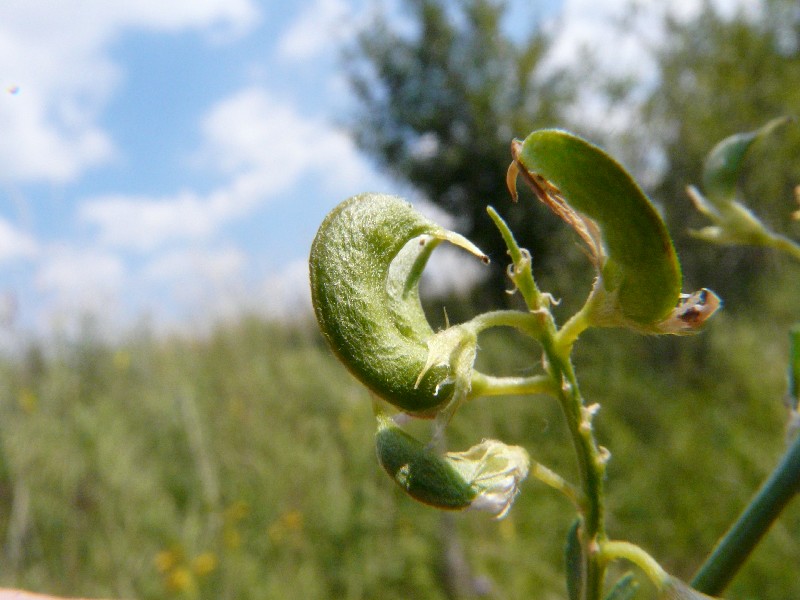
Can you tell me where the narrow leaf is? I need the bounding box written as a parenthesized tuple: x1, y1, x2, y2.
(565, 518, 584, 600)
(702, 116, 792, 206)
(605, 573, 639, 600)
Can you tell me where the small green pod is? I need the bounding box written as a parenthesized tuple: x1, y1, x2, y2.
(309, 193, 486, 416)
(375, 417, 476, 510)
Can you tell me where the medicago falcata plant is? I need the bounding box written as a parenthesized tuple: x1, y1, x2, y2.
(309, 124, 799, 599)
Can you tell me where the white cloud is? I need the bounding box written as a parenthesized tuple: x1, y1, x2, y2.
(0, 0, 260, 184)
(277, 0, 351, 62)
(199, 86, 374, 192)
(256, 260, 313, 319)
(0, 217, 38, 262)
(143, 245, 245, 285)
(79, 190, 240, 252)
(80, 86, 381, 253)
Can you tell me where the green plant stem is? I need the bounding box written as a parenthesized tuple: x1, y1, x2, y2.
(488, 205, 609, 599)
(548, 346, 608, 600)
(691, 431, 800, 595)
(468, 309, 549, 339)
(600, 540, 668, 588)
(487, 206, 544, 310)
(470, 372, 555, 398)
(765, 231, 800, 262)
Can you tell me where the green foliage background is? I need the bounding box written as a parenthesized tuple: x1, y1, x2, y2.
(1, 307, 798, 599)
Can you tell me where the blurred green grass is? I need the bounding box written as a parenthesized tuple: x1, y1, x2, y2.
(0, 308, 798, 599)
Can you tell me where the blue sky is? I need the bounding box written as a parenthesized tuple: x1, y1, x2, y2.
(0, 0, 753, 344)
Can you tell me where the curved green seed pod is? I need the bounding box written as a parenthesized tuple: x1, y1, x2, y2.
(687, 117, 793, 248)
(309, 193, 487, 416)
(509, 129, 680, 326)
(509, 129, 718, 333)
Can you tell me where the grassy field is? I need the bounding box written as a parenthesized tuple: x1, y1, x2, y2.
(0, 305, 798, 599)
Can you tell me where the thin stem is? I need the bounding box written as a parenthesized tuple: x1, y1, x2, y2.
(691, 431, 800, 595)
(470, 372, 555, 398)
(555, 282, 605, 354)
(531, 461, 583, 507)
(487, 206, 544, 311)
(600, 540, 669, 588)
(542, 338, 608, 600)
(765, 231, 800, 262)
(467, 309, 547, 339)
(488, 204, 611, 599)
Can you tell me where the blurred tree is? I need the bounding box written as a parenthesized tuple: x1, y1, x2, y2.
(344, 0, 576, 307)
(643, 0, 800, 303)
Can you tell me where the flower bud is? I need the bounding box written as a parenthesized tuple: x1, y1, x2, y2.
(375, 416, 529, 518)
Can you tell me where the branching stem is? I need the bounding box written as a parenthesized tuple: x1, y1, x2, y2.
(487, 207, 611, 600)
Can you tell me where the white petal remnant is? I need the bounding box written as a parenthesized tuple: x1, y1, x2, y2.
(655, 288, 722, 334)
(447, 439, 531, 519)
(658, 577, 722, 600)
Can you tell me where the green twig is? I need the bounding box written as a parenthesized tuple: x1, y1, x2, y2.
(600, 540, 668, 588)
(691, 431, 800, 595)
(470, 372, 555, 398)
(489, 204, 610, 600)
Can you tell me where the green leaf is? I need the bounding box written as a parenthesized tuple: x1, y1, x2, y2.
(309, 193, 487, 416)
(605, 573, 639, 600)
(565, 518, 584, 600)
(787, 325, 800, 411)
(702, 116, 792, 207)
(509, 129, 682, 327)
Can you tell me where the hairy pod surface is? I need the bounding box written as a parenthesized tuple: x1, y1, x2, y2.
(309, 193, 486, 416)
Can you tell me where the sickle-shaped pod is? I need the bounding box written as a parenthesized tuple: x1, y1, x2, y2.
(309, 193, 487, 416)
(509, 129, 719, 333)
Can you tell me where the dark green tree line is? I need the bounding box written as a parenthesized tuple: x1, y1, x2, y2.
(344, 0, 575, 306)
(643, 0, 800, 302)
(345, 0, 800, 309)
